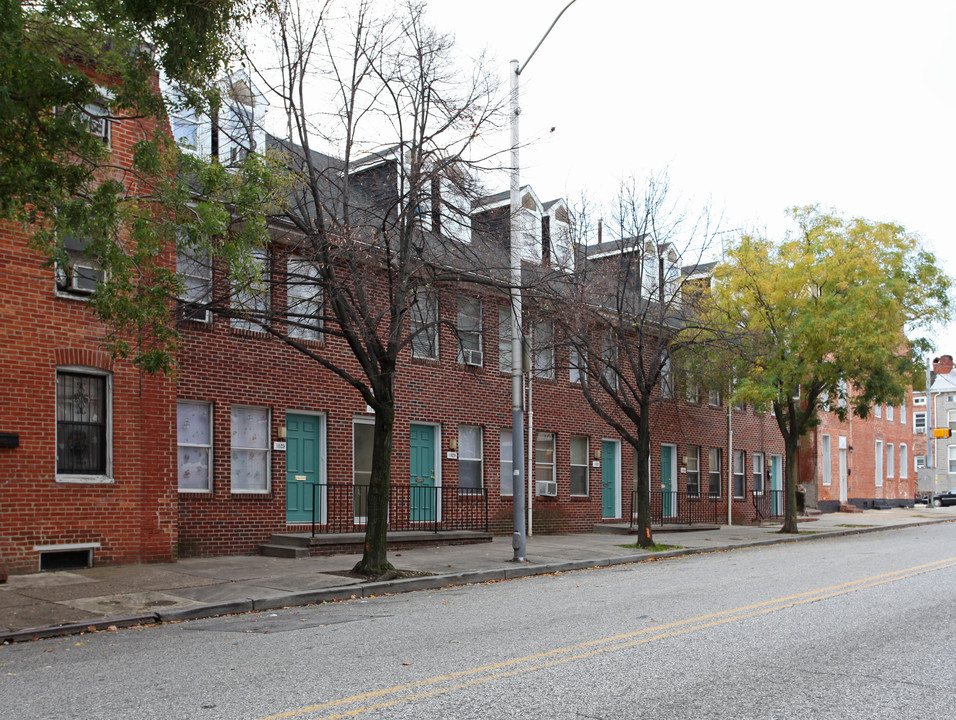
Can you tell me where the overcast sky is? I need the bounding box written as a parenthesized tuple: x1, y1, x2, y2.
(424, 0, 955, 353)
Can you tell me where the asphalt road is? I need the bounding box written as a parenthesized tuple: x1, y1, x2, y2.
(2, 523, 954, 720)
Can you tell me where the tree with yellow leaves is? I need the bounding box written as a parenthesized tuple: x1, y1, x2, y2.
(694, 206, 951, 532)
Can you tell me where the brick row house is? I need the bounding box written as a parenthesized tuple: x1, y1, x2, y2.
(0, 78, 178, 574)
(0, 78, 914, 574)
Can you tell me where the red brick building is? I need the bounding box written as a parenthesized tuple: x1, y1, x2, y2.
(800, 393, 917, 512)
(0, 88, 178, 574)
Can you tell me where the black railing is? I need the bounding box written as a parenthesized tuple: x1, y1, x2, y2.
(629, 490, 721, 527)
(310, 482, 488, 536)
(753, 489, 784, 520)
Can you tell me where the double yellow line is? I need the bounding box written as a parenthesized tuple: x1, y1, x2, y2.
(260, 557, 956, 720)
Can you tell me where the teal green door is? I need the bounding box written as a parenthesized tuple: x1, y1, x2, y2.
(410, 424, 436, 523)
(661, 445, 676, 518)
(602, 440, 617, 518)
(286, 414, 323, 523)
(771, 455, 783, 515)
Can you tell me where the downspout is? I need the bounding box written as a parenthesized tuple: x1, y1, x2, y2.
(527, 369, 534, 536)
(727, 384, 733, 526)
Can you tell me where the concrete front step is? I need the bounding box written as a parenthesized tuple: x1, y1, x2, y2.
(258, 530, 493, 558)
(839, 504, 864, 513)
(593, 523, 721, 535)
(259, 543, 311, 559)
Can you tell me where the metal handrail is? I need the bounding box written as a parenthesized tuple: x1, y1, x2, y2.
(309, 482, 488, 536)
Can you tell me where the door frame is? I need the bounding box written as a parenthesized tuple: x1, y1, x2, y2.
(770, 454, 783, 516)
(838, 435, 849, 504)
(353, 416, 375, 524)
(661, 443, 678, 518)
(410, 421, 442, 522)
(285, 411, 327, 525)
(602, 438, 621, 519)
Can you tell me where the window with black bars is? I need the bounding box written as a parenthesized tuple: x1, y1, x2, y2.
(56, 373, 107, 474)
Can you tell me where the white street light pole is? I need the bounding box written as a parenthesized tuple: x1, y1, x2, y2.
(510, 0, 579, 563)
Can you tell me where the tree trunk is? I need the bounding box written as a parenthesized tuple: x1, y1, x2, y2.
(634, 406, 654, 548)
(780, 435, 800, 534)
(353, 402, 396, 575)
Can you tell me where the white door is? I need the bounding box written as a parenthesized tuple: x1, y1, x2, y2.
(838, 436, 848, 504)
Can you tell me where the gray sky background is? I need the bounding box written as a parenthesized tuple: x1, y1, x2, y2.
(426, 0, 955, 354)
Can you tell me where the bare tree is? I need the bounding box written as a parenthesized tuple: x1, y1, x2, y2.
(179, 0, 508, 574)
(546, 174, 717, 548)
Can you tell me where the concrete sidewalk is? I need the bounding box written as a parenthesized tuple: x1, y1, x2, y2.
(3, 507, 954, 643)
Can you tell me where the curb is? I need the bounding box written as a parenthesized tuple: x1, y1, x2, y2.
(4, 517, 954, 644)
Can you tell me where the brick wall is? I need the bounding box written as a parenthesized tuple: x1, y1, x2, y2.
(0, 99, 178, 574)
(175, 262, 786, 557)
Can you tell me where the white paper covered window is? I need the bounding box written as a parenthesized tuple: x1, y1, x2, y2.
(231, 406, 270, 492)
(178, 401, 212, 491)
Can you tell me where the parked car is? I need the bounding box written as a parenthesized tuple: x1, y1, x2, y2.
(931, 490, 956, 507)
(914, 492, 929, 505)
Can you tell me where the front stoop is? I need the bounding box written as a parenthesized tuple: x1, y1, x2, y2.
(839, 504, 864, 513)
(259, 530, 493, 558)
(593, 523, 721, 535)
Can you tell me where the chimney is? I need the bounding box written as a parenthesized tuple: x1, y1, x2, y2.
(597, 218, 602, 244)
(933, 355, 953, 375)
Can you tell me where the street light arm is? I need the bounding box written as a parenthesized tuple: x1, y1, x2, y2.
(516, 0, 580, 75)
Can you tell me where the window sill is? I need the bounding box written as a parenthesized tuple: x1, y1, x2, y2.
(179, 488, 213, 494)
(54, 289, 94, 302)
(56, 474, 114, 484)
(230, 489, 271, 495)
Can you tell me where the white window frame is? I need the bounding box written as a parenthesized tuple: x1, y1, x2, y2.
(733, 449, 746, 498)
(915, 455, 926, 470)
(177, 401, 213, 492)
(708, 447, 722, 498)
(949, 409, 956, 432)
(410, 288, 438, 360)
(887, 443, 894, 479)
(353, 417, 375, 520)
(500, 428, 513, 496)
(887, 405, 894, 422)
(875, 404, 882, 418)
(569, 435, 589, 496)
(900, 443, 908, 479)
(498, 305, 513, 373)
(601, 335, 618, 390)
(708, 388, 721, 406)
(753, 452, 765, 495)
(875, 440, 884, 487)
(686, 446, 700, 497)
(914, 411, 927, 434)
(821, 434, 832, 486)
(55, 367, 113, 483)
(230, 405, 271, 493)
(456, 297, 482, 366)
(949, 445, 956, 475)
(535, 431, 556, 488)
(569, 345, 584, 385)
(458, 425, 483, 490)
(231, 249, 269, 331)
(661, 355, 675, 399)
(177, 246, 213, 322)
(900, 403, 906, 424)
(685, 377, 700, 404)
(55, 234, 106, 299)
(286, 257, 323, 341)
(533, 320, 554, 379)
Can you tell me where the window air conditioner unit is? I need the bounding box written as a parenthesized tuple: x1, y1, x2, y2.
(462, 349, 483, 367)
(536, 480, 558, 497)
(178, 301, 212, 324)
(86, 114, 109, 142)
